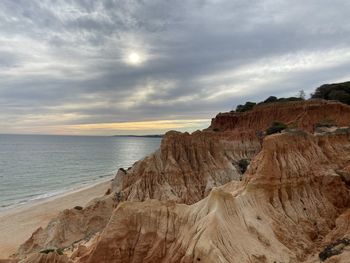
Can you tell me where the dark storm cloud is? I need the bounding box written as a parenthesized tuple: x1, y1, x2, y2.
(1, 0, 350, 134)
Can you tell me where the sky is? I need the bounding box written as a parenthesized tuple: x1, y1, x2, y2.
(1, 0, 350, 135)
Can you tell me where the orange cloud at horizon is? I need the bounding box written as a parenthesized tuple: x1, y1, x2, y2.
(71, 119, 208, 130)
(67, 119, 210, 133)
(4, 119, 211, 135)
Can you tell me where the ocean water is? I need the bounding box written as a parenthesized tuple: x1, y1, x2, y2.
(0, 134, 161, 211)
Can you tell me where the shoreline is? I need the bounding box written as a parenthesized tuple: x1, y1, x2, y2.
(0, 178, 112, 259)
(0, 176, 114, 215)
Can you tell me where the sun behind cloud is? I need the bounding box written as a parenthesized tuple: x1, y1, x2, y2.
(126, 52, 143, 65)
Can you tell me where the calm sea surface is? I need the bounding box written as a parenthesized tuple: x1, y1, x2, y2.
(0, 134, 161, 211)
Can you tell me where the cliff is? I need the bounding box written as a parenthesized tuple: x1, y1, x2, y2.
(208, 99, 350, 133)
(112, 130, 259, 204)
(18, 130, 260, 258)
(13, 99, 350, 262)
(60, 130, 350, 263)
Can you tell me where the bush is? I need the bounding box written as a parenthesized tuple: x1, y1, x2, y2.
(311, 81, 350, 105)
(263, 96, 278, 103)
(266, 122, 287, 135)
(276, 97, 303, 102)
(260, 96, 303, 105)
(236, 102, 256, 112)
(328, 89, 350, 104)
(238, 159, 250, 174)
(235, 96, 304, 113)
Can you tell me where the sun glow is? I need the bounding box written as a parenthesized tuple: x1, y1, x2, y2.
(127, 52, 142, 65)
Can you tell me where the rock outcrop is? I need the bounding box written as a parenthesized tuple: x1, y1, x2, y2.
(18, 196, 115, 258)
(113, 130, 260, 204)
(209, 99, 350, 134)
(17, 131, 260, 258)
(68, 130, 350, 263)
(14, 99, 350, 262)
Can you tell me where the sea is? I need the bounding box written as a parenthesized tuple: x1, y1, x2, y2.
(0, 134, 161, 212)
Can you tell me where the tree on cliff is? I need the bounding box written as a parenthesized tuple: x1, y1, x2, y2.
(311, 81, 350, 105)
(297, 90, 306, 100)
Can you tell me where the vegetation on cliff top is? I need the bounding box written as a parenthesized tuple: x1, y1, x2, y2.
(311, 81, 350, 105)
(234, 96, 304, 112)
(233, 81, 350, 113)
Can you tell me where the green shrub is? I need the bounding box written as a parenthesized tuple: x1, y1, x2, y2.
(236, 102, 256, 112)
(276, 97, 303, 102)
(266, 122, 287, 135)
(263, 96, 278, 103)
(260, 96, 303, 105)
(235, 96, 304, 113)
(311, 81, 350, 105)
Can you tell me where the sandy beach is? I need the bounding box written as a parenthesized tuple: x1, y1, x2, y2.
(0, 179, 111, 259)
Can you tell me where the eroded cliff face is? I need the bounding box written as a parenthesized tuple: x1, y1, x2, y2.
(114, 100, 350, 207)
(111, 99, 350, 206)
(18, 196, 115, 258)
(209, 100, 350, 134)
(65, 131, 350, 263)
(113, 130, 260, 204)
(17, 131, 260, 258)
(15, 100, 350, 263)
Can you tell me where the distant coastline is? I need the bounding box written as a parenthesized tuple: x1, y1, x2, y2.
(112, 134, 164, 138)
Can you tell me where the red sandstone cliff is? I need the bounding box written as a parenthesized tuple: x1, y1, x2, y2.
(61, 130, 350, 263)
(18, 130, 260, 258)
(112, 130, 259, 204)
(208, 99, 350, 134)
(14, 99, 350, 263)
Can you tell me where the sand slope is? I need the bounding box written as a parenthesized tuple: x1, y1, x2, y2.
(0, 180, 110, 258)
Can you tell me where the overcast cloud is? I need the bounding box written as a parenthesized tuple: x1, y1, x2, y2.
(1, 0, 350, 135)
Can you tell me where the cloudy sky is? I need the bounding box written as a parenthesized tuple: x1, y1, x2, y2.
(1, 0, 350, 135)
